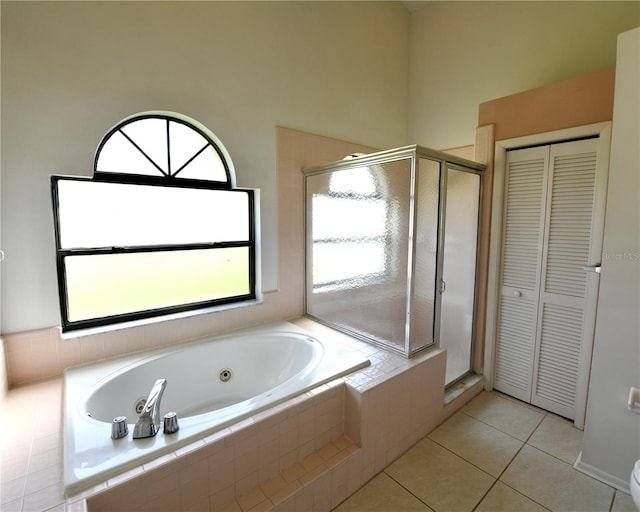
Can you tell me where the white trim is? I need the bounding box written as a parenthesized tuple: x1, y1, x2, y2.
(483, 122, 613, 428)
(574, 451, 632, 493)
(60, 297, 264, 340)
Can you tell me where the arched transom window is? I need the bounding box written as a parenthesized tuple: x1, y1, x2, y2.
(52, 112, 259, 333)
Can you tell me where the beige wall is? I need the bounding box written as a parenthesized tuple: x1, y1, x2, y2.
(0, 1, 410, 333)
(479, 67, 616, 141)
(409, 1, 639, 149)
(478, 68, 616, 139)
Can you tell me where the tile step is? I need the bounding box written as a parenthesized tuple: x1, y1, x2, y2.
(224, 436, 359, 512)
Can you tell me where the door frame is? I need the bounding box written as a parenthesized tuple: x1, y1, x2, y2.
(484, 121, 612, 429)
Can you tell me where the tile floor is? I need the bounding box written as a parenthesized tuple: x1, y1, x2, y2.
(335, 390, 637, 512)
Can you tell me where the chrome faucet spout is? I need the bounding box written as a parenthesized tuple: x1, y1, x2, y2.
(133, 379, 167, 439)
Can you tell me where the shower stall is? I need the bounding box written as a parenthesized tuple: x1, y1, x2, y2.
(304, 145, 484, 385)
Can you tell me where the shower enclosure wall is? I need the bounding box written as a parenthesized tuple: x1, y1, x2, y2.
(304, 145, 484, 385)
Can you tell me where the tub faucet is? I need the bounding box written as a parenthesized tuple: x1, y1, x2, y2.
(133, 379, 167, 439)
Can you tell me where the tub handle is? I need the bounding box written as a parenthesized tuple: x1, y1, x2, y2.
(111, 416, 129, 439)
(133, 379, 167, 439)
(163, 412, 180, 434)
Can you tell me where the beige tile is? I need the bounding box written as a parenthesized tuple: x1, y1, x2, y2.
(475, 482, 547, 512)
(179, 472, 210, 511)
(28, 445, 62, 473)
(299, 462, 329, 486)
(58, 337, 82, 371)
(270, 480, 301, 506)
(612, 490, 637, 512)
(0, 497, 23, 512)
(0, 448, 30, 482)
(21, 483, 65, 512)
(0, 476, 26, 506)
(317, 441, 340, 461)
(428, 412, 523, 477)
(32, 432, 62, 453)
(501, 445, 615, 511)
(260, 474, 287, 498)
(462, 391, 545, 441)
(210, 484, 236, 511)
(334, 472, 433, 511)
(281, 463, 305, 484)
(236, 486, 268, 512)
(146, 490, 181, 512)
(386, 438, 494, 512)
(527, 414, 583, 464)
(24, 463, 63, 495)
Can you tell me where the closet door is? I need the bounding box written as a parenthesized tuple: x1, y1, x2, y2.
(494, 138, 602, 420)
(493, 146, 549, 402)
(531, 138, 599, 418)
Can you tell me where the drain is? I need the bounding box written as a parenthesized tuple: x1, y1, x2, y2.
(134, 397, 147, 415)
(219, 368, 232, 382)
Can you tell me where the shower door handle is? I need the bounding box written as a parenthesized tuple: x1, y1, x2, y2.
(440, 280, 446, 294)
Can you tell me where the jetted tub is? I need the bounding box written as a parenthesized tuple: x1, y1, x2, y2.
(63, 321, 369, 494)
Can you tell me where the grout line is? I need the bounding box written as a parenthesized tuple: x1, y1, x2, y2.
(388, 398, 554, 512)
(475, 410, 550, 509)
(382, 469, 434, 511)
(608, 489, 617, 512)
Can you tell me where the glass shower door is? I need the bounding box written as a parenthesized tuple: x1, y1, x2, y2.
(440, 166, 481, 384)
(304, 144, 484, 364)
(409, 158, 441, 353)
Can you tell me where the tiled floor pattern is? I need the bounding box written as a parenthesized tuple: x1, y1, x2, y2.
(336, 391, 636, 512)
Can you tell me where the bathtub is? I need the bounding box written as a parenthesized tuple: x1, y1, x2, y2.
(63, 321, 369, 494)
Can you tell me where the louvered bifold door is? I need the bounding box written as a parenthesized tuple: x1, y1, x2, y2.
(493, 146, 549, 402)
(530, 138, 599, 419)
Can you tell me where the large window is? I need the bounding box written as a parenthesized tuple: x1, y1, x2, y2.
(52, 112, 259, 333)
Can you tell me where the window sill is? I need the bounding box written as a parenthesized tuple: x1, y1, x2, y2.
(59, 298, 263, 340)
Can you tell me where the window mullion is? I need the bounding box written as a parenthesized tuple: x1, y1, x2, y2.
(166, 119, 172, 176)
(59, 240, 253, 256)
(172, 143, 210, 177)
(119, 129, 168, 176)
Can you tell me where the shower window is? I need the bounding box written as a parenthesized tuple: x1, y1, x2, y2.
(311, 165, 388, 289)
(51, 112, 259, 333)
(304, 145, 483, 369)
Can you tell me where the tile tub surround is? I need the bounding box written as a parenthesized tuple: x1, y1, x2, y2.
(0, 318, 481, 511)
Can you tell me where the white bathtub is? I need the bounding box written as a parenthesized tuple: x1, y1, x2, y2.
(63, 321, 369, 494)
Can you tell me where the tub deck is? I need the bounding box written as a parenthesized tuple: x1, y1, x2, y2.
(1, 318, 483, 512)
